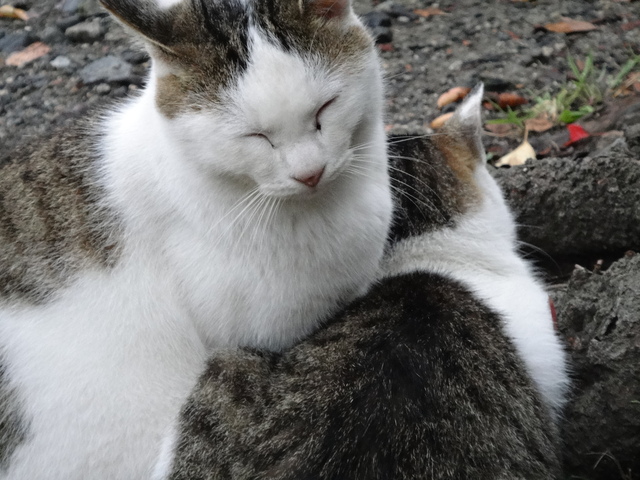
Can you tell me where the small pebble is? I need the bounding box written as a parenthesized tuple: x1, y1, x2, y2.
(0, 32, 34, 54)
(361, 11, 392, 29)
(65, 18, 105, 43)
(79, 55, 134, 84)
(50, 56, 72, 69)
(448, 60, 463, 71)
(95, 83, 111, 94)
(371, 26, 393, 45)
(541, 46, 554, 57)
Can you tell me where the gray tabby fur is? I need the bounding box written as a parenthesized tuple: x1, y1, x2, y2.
(0, 363, 27, 471)
(0, 125, 120, 305)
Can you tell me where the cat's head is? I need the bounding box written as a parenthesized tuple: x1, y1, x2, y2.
(101, 0, 382, 197)
(388, 84, 515, 244)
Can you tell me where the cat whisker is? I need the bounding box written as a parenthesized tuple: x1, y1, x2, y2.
(350, 155, 446, 209)
(204, 187, 261, 238)
(515, 241, 561, 272)
(343, 166, 439, 223)
(237, 194, 269, 247)
(248, 195, 276, 251)
(210, 189, 265, 252)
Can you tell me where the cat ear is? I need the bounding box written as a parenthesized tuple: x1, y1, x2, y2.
(438, 83, 485, 165)
(307, 0, 350, 20)
(99, 0, 176, 51)
(449, 83, 483, 134)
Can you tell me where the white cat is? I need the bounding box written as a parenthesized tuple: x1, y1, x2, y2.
(0, 0, 391, 477)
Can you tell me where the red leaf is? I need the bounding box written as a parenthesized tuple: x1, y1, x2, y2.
(548, 297, 558, 331)
(564, 124, 590, 147)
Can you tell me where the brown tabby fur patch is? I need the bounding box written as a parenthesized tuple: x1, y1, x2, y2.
(101, 0, 371, 118)
(0, 124, 120, 304)
(387, 133, 480, 244)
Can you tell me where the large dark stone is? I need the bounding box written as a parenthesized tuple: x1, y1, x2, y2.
(492, 141, 640, 257)
(556, 252, 640, 480)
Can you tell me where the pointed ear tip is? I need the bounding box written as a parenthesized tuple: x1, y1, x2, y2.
(464, 83, 484, 106)
(456, 83, 484, 116)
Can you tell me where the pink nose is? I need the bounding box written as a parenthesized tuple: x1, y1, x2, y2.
(293, 167, 325, 188)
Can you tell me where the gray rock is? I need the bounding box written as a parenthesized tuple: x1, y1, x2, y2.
(492, 145, 640, 256)
(55, 15, 83, 31)
(95, 83, 111, 95)
(41, 26, 66, 43)
(65, 18, 105, 43)
(370, 26, 393, 45)
(557, 252, 640, 479)
(60, 0, 81, 13)
(79, 55, 134, 85)
(387, 3, 418, 21)
(624, 123, 640, 154)
(121, 49, 150, 65)
(448, 60, 463, 71)
(0, 32, 34, 54)
(77, 0, 104, 17)
(60, 0, 102, 16)
(361, 11, 392, 29)
(50, 56, 72, 69)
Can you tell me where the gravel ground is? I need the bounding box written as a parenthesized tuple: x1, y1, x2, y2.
(2, 0, 639, 149)
(2, 0, 640, 478)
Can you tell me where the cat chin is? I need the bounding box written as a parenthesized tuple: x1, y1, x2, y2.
(257, 182, 325, 200)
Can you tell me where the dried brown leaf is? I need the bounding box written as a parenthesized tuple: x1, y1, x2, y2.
(436, 86, 471, 109)
(495, 140, 536, 167)
(5, 42, 51, 67)
(613, 71, 640, 97)
(430, 112, 454, 129)
(414, 7, 445, 17)
(543, 17, 597, 34)
(0, 5, 29, 20)
(525, 113, 554, 133)
(496, 92, 528, 109)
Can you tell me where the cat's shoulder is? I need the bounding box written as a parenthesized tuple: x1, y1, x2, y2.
(168, 272, 561, 479)
(0, 122, 120, 304)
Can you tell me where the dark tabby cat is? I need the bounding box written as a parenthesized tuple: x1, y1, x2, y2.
(153, 87, 569, 479)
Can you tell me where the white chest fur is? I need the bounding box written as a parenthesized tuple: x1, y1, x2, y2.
(102, 87, 392, 350)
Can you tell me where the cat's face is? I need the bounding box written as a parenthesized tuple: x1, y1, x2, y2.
(101, 0, 381, 198)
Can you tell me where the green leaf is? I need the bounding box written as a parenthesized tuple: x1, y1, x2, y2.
(559, 105, 594, 124)
(610, 55, 640, 89)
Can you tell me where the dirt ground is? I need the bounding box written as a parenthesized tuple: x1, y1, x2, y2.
(1, 0, 640, 478)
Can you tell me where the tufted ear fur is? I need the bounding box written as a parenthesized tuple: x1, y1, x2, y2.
(307, 0, 350, 20)
(434, 83, 486, 173)
(100, 0, 180, 51)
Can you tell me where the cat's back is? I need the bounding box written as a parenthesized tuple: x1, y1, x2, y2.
(0, 125, 119, 304)
(168, 271, 561, 480)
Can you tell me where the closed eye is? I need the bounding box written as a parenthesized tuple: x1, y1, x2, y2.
(246, 132, 274, 148)
(315, 97, 338, 131)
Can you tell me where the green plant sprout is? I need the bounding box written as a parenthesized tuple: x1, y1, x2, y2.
(487, 52, 639, 130)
